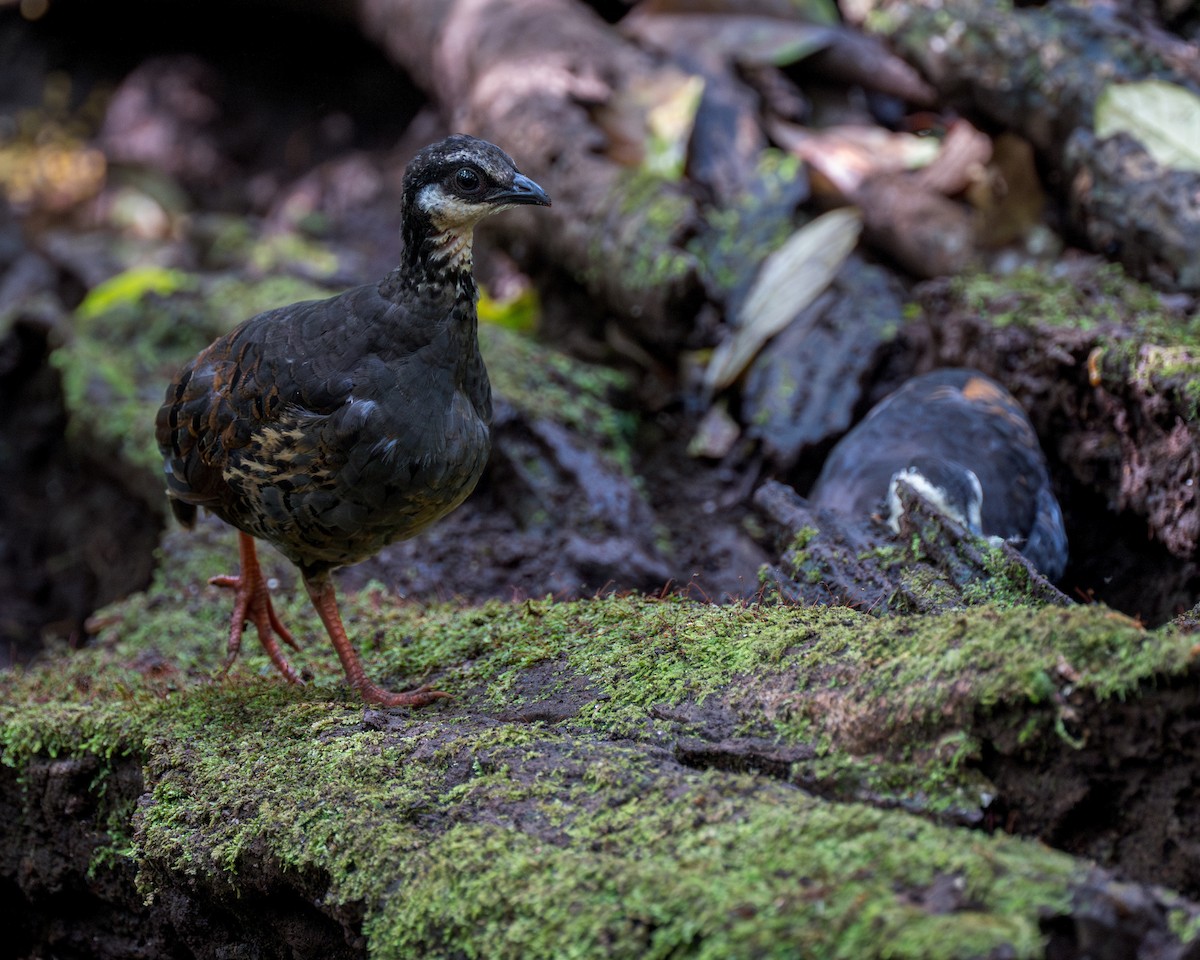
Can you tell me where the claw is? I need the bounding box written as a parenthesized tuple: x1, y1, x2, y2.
(207, 534, 444, 706)
(212, 533, 303, 684)
(358, 683, 450, 708)
(304, 572, 448, 708)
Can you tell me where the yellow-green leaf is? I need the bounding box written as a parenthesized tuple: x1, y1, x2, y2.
(76, 266, 195, 321)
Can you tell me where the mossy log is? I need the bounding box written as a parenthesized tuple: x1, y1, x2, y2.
(861, 0, 1200, 291)
(4, 542, 1200, 957)
(754, 478, 1070, 615)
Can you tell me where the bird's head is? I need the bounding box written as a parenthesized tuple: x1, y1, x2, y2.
(885, 457, 985, 536)
(401, 134, 550, 279)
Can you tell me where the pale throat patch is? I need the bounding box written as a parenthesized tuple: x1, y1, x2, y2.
(430, 226, 474, 270)
(417, 183, 510, 271)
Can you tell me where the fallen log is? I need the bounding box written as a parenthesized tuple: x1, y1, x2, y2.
(859, 0, 1200, 292)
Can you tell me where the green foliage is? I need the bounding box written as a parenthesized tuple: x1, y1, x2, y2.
(75, 265, 195, 320)
(478, 283, 541, 333)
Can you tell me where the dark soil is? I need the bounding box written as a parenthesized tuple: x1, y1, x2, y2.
(0, 317, 158, 667)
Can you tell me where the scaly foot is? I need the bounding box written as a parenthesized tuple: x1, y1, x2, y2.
(211, 532, 303, 684)
(357, 682, 450, 708)
(304, 572, 448, 707)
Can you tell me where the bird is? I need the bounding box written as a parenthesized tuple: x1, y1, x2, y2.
(808, 368, 1068, 581)
(155, 135, 551, 706)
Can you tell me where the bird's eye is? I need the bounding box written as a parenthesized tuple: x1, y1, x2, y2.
(454, 167, 482, 194)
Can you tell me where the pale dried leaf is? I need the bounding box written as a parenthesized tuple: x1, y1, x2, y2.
(646, 74, 705, 178)
(704, 206, 862, 392)
(1095, 80, 1200, 172)
(595, 67, 704, 177)
(687, 400, 742, 458)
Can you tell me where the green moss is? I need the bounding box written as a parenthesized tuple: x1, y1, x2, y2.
(947, 262, 1200, 419)
(894, 564, 961, 611)
(782, 524, 836, 585)
(370, 779, 1074, 960)
(780, 513, 1054, 616)
(481, 325, 637, 471)
(583, 170, 696, 294)
(612, 167, 693, 227)
(958, 542, 1047, 607)
(789, 524, 818, 552)
(951, 262, 1177, 334)
(687, 149, 807, 300)
(137, 693, 432, 892)
(123, 683, 1084, 959)
(72, 567, 1171, 778)
(1, 583, 1192, 957)
(858, 543, 904, 565)
(1170, 906, 1200, 945)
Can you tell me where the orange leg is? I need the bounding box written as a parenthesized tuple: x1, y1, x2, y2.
(210, 532, 302, 684)
(303, 572, 448, 708)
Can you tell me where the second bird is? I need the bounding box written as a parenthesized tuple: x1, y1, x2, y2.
(808, 368, 1068, 581)
(155, 134, 551, 706)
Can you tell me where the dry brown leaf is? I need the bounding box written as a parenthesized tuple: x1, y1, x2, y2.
(769, 119, 939, 199)
(909, 120, 992, 197)
(970, 133, 1046, 249)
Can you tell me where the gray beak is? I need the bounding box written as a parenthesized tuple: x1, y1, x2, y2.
(494, 172, 551, 207)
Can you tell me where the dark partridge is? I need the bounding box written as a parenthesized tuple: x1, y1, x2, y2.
(155, 135, 551, 706)
(809, 368, 1068, 581)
